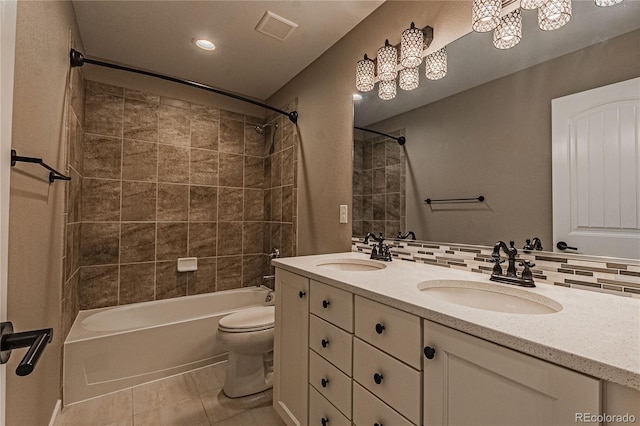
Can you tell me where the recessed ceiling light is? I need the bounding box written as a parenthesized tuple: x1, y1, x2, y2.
(353, 94, 363, 101)
(192, 38, 216, 51)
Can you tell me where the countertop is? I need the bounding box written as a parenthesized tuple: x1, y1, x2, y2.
(273, 252, 640, 390)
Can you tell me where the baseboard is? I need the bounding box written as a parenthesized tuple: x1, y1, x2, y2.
(47, 399, 61, 426)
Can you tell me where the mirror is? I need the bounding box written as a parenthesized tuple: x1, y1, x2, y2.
(353, 1, 640, 259)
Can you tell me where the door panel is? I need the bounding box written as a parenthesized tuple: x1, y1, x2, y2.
(0, 1, 18, 423)
(552, 78, 640, 258)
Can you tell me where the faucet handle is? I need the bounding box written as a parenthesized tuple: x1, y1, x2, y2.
(519, 260, 535, 269)
(489, 257, 504, 264)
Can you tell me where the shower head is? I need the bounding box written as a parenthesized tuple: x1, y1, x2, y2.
(254, 123, 278, 135)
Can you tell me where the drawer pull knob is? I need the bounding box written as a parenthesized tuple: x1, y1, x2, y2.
(321, 339, 329, 348)
(375, 323, 385, 334)
(321, 418, 329, 426)
(299, 291, 306, 299)
(373, 373, 384, 384)
(322, 300, 330, 308)
(424, 346, 436, 360)
(321, 378, 329, 388)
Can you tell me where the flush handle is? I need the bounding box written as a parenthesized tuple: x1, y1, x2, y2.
(1, 321, 53, 376)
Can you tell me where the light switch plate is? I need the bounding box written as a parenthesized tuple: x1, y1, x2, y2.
(340, 205, 348, 224)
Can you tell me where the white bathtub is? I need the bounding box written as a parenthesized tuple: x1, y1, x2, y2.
(63, 286, 272, 405)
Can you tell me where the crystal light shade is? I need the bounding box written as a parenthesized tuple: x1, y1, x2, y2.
(400, 23, 424, 68)
(425, 47, 447, 80)
(594, 0, 622, 6)
(399, 67, 419, 91)
(472, 0, 502, 32)
(520, 0, 543, 9)
(355, 54, 375, 92)
(378, 79, 397, 100)
(377, 40, 398, 82)
(493, 9, 522, 49)
(538, 0, 572, 31)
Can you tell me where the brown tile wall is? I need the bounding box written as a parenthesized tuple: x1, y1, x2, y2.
(353, 131, 406, 239)
(62, 57, 85, 340)
(352, 238, 640, 299)
(263, 100, 299, 267)
(79, 81, 298, 309)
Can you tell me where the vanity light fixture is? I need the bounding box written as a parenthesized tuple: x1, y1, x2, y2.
(520, 0, 543, 9)
(192, 38, 216, 51)
(538, 0, 572, 31)
(352, 93, 363, 101)
(378, 79, 397, 100)
(355, 54, 375, 92)
(399, 67, 420, 91)
(493, 9, 522, 49)
(594, 0, 623, 6)
(377, 40, 398, 82)
(400, 22, 424, 68)
(472, 0, 503, 32)
(425, 47, 447, 80)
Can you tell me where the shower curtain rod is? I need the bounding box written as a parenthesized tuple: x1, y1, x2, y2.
(354, 126, 406, 145)
(69, 49, 298, 124)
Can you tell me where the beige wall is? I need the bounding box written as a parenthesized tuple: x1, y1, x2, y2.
(370, 29, 640, 246)
(8, 1, 83, 424)
(267, 1, 472, 255)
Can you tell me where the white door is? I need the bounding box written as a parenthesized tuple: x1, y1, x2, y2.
(552, 78, 640, 259)
(0, 1, 17, 423)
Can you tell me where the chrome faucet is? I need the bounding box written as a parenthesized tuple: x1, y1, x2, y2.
(363, 232, 392, 262)
(490, 240, 535, 287)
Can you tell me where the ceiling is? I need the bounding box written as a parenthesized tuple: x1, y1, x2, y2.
(355, 0, 640, 126)
(72, 1, 385, 100)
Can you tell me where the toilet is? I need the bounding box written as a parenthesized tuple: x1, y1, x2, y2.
(216, 305, 275, 398)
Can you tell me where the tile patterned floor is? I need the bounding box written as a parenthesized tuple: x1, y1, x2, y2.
(57, 362, 284, 426)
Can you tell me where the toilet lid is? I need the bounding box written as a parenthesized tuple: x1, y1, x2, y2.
(218, 306, 275, 332)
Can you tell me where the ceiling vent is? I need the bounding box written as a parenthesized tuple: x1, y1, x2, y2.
(255, 11, 299, 41)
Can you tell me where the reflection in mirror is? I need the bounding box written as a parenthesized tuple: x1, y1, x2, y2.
(353, 1, 640, 260)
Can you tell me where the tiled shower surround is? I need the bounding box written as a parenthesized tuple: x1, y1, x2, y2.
(78, 81, 297, 309)
(352, 238, 640, 298)
(352, 132, 406, 239)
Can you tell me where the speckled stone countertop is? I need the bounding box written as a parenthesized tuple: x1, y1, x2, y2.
(273, 252, 640, 390)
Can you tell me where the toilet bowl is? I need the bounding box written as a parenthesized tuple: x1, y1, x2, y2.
(216, 305, 275, 398)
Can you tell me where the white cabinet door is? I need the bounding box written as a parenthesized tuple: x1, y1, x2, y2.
(274, 269, 309, 426)
(423, 320, 600, 426)
(552, 77, 640, 258)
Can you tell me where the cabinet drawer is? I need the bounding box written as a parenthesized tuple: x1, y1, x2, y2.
(353, 382, 415, 426)
(309, 314, 353, 376)
(353, 338, 421, 425)
(310, 280, 353, 332)
(309, 350, 352, 418)
(354, 295, 421, 369)
(309, 385, 350, 426)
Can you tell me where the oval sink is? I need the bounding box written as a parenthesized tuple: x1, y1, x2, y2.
(418, 280, 562, 314)
(316, 258, 387, 271)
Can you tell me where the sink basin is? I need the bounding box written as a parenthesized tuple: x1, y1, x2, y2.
(316, 258, 387, 271)
(418, 280, 562, 314)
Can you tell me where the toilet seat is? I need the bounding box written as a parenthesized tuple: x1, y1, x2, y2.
(218, 306, 274, 333)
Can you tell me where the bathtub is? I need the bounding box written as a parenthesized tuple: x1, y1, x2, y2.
(63, 286, 272, 405)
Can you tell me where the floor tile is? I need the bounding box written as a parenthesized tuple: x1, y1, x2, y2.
(200, 388, 271, 424)
(211, 406, 285, 426)
(133, 398, 209, 426)
(133, 373, 199, 415)
(60, 389, 133, 426)
(190, 362, 226, 395)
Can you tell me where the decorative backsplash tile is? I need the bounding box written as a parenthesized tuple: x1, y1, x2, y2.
(352, 238, 640, 298)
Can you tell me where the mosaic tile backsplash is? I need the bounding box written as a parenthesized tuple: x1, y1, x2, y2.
(352, 238, 640, 298)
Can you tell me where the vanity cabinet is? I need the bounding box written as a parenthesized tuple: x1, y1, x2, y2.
(274, 269, 310, 426)
(274, 266, 638, 426)
(423, 320, 600, 426)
